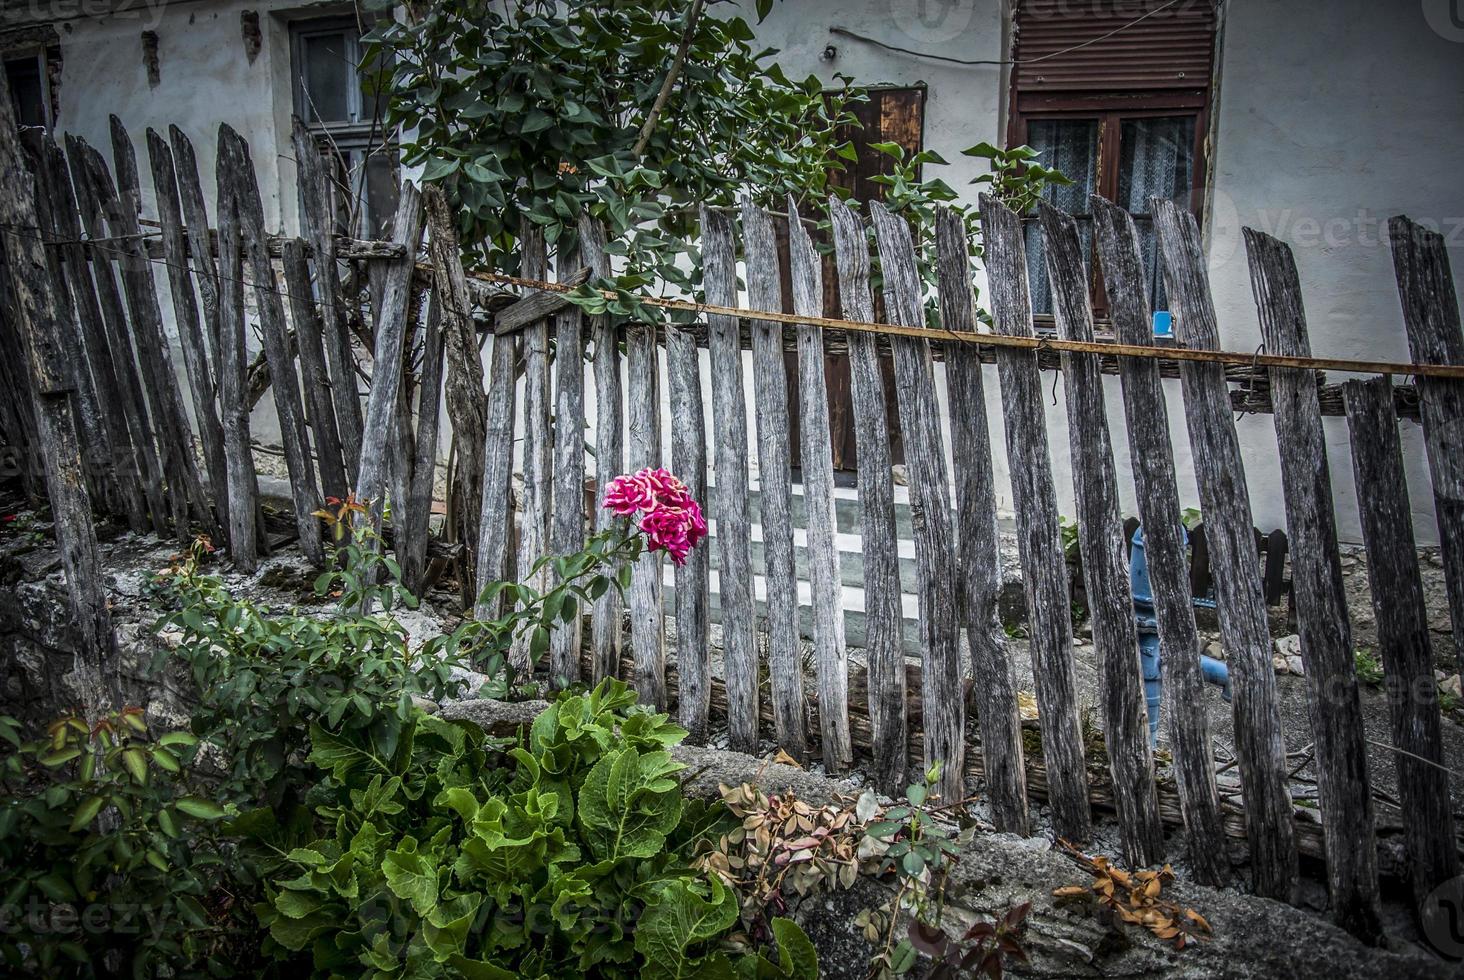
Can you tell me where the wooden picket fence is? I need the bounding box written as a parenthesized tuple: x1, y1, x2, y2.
(3, 115, 1464, 946)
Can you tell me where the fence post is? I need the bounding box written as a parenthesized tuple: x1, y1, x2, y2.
(667, 302, 711, 740)
(702, 205, 759, 750)
(581, 215, 624, 682)
(869, 203, 964, 806)
(934, 206, 1028, 833)
(279, 239, 349, 506)
(474, 318, 519, 622)
(980, 194, 1091, 841)
(1151, 198, 1297, 901)
(1092, 195, 1228, 885)
(291, 117, 363, 474)
(742, 201, 808, 761)
(1245, 228, 1382, 940)
(626, 242, 666, 710)
(1389, 216, 1464, 679)
(513, 221, 555, 672)
(1343, 376, 1461, 911)
(549, 239, 587, 686)
(1040, 202, 1164, 866)
(828, 197, 907, 794)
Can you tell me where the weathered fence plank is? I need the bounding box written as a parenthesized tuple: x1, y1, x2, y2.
(581, 214, 624, 682)
(352, 183, 425, 553)
(827, 196, 906, 794)
(65, 133, 168, 537)
(1389, 216, 1464, 679)
(869, 203, 963, 806)
(1040, 201, 1164, 867)
(210, 130, 259, 568)
(512, 222, 554, 675)
(89, 126, 214, 537)
(742, 201, 807, 760)
(280, 239, 348, 504)
(423, 184, 486, 591)
(549, 241, 587, 685)
(146, 128, 231, 530)
(1091, 195, 1228, 885)
(1151, 198, 1297, 901)
(221, 125, 322, 565)
(980, 194, 1091, 841)
(625, 295, 665, 707)
(703, 205, 759, 751)
(402, 291, 446, 596)
(291, 116, 363, 475)
(37, 135, 148, 531)
(1245, 228, 1381, 940)
(168, 127, 221, 369)
(668, 313, 711, 740)
(787, 194, 852, 773)
(934, 207, 1028, 834)
(0, 71, 115, 710)
(1343, 376, 1461, 910)
(475, 323, 519, 621)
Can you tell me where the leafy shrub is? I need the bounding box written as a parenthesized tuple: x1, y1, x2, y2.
(0, 710, 241, 977)
(243, 680, 815, 978)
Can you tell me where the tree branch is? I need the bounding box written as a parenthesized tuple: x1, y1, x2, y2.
(631, 0, 707, 158)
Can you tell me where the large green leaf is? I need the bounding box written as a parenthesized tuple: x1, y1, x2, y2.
(634, 878, 738, 980)
(382, 837, 439, 916)
(576, 748, 685, 862)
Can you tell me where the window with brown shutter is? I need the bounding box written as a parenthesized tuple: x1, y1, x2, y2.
(1008, 0, 1218, 320)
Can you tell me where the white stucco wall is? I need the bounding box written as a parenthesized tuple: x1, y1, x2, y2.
(12, 0, 1462, 547)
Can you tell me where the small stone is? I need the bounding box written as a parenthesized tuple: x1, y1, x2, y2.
(1442, 675, 1462, 698)
(1274, 634, 1302, 658)
(1287, 655, 1304, 676)
(891, 464, 909, 486)
(411, 695, 439, 715)
(1436, 669, 1447, 682)
(1273, 654, 1289, 674)
(1204, 640, 1225, 661)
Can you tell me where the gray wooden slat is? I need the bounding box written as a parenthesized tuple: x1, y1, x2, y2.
(475, 327, 519, 621)
(352, 182, 425, 561)
(493, 267, 589, 335)
(1092, 195, 1227, 885)
(580, 214, 624, 682)
(625, 297, 665, 708)
(1245, 228, 1381, 940)
(702, 204, 758, 750)
(1389, 216, 1464, 679)
(979, 194, 1091, 841)
(935, 208, 1029, 833)
(786, 193, 852, 773)
(511, 222, 554, 677)
(38, 134, 149, 531)
(869, 202, 963, 806)
(741, 200, 807, 760)
(291, 116, 363, 475)
(667, 317, 711, 740)
(1151, 197, 1297, 901)
(1342, 376, 1460, 911)
(167, 126, 221, 371)
(210, 128, 259, 568)
(423, 185, 486, 593)
(145, 129, 230, 530)
(280, 238, 348, 503)
(402, 290, 445, 595)
(90, 123, 214, 538)
(1040, 201, 1165, 867)
(827, 196, 906, 794)
(22, 132, 112, 512)
(220, 124, 322, 565)
(0, 70, 116, 709)
(549, 240, 587, 686)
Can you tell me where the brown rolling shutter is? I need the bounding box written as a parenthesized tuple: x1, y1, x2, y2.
(1012, 0, 1216, 95)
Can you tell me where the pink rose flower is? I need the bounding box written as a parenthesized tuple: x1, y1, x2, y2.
(601, 468, 706, 566)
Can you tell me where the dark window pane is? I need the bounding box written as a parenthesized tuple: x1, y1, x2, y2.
(364, 151, 400, 239)
(301, 32, 351, 123)
(1024, 119, 1098, 316)
(1119, 116, 1196, 313)
(5, 57, 46, 128)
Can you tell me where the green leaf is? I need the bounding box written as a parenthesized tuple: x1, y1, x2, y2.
(69, 795, 104, 832)
(382, 837, 439, 916)
(635, 878, 738, 980)
(577, 748, 685, 862)
(175, 797, 226, 820)
(121, 746, 149, 784)
(424, 893, 484, 960)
